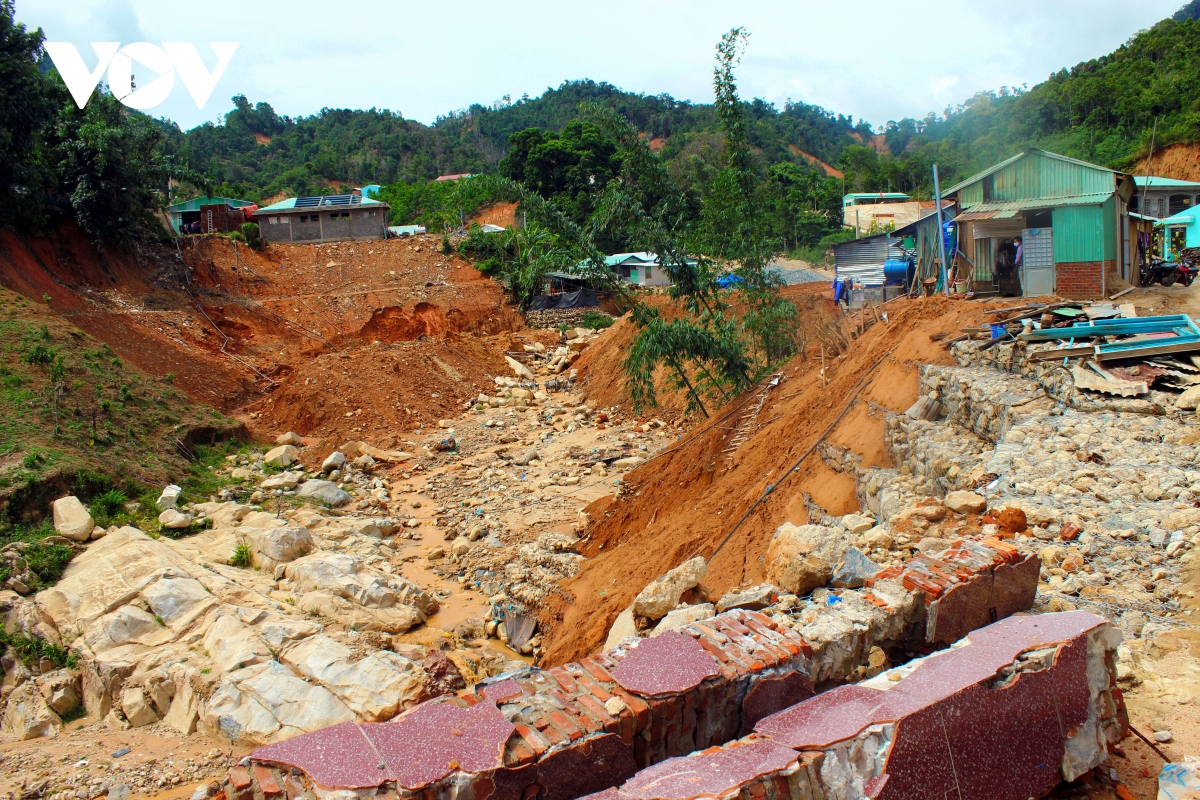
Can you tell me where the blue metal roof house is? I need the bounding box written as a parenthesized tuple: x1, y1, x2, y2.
(940, 149, 1135, 298)
(252, 194, 391, 243)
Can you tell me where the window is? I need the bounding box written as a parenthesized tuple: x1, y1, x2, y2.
(982, 175, 994, 202)
(269, 216, 279, 224)
(299, 215, 308, 223)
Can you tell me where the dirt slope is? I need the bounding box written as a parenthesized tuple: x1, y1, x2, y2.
(0, 227, 528, 452)
(1131, 142, 1200, 182)
(539, 293, 1004, 664)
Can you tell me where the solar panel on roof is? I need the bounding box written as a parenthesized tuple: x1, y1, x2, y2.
(295, 196, 321, 207)
(321, 195, 353, 206)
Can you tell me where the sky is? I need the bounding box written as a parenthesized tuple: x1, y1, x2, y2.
(18, 0, 1185, 132)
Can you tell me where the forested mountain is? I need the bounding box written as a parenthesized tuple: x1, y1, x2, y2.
(160, 4, 1200, 208)
(161, 82, 864, 202)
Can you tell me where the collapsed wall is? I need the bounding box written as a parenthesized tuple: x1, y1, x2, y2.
(222, 537, 1037, 800)
(584, 611, 1125, 800)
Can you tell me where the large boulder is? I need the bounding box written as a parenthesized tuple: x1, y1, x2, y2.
(603, 606, 639, 651)
(632, 557, 707, 620)
(296, 480, 351, 507)
(285, 553, 436, 616)
(320, 451, 347, 473)
(505, 355, 534, 381)
(156, 485, 183, 510)
(2, 682, 61, 739)
(831, 546, 880, 589)
(944, 490, 987, 514)
(261, 471, 301, 490)
(51, 496, 94, 542)
(158, 508, 193, 529)
(276, 432, 303, 446)
(263, 445, 299, 468)
(765, 523, 851, 596)
(245, 525, 313, 571)
(200, 660, 356, 746)
(280, 635, 425, 721)
(36, 669, 81, 716)
(120, 686, 158, 727)
(1176, 385, 1200, 410)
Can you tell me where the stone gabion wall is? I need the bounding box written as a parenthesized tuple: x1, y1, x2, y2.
(525, 308, 594, 329)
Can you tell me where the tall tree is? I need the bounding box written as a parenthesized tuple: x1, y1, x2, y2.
(0, 0, 55, 227)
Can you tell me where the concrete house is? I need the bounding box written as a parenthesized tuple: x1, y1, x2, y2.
(842, 192, 920, 236)
(940, 149, 1135, 298)
(253, 194, 390, 244)
(606, 252, 674, 287)
(1130, 176, 1200, 219)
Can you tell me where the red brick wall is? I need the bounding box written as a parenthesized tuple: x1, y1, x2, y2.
(1055, 260, 1112, 298)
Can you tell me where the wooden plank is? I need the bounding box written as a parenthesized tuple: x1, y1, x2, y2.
(1108, 286, 1136, 301)
(1027, 345, 1095, 361)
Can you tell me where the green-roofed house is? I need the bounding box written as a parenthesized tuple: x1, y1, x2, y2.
(166, 196, 255, 234)
(252, 194, 391, 243)
(941, 149, 1136, 298)
(1131, 175, 1200, 219)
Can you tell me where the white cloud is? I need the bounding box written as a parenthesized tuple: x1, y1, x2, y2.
(18, 0, 1182, 131)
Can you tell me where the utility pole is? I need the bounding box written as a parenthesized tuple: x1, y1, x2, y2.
(933, 164, 950, 295)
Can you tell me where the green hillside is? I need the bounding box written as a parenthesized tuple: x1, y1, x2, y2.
(161, 5, 1200, 211)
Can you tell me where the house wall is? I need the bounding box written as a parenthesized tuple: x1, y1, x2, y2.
(1051, 205, 1105, 263)
(844, 202, 924, 235)
(1055, 260, 1111, 298)
(259, 216, 292, 242)
(323, 211, 353, 240)
(989, 151, 1114, 204)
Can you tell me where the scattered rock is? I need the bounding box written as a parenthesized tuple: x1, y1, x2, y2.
(296, 479, 351, 507)
(321, 451, 347, 473)
(632, 557, 707, 620)
(505, 356, 534, 381)
(831, 547, 879, 589)
(1, 681, 61, 739)
(158, 508, 193, 529)
(1176, 386, 1200, 410)
(944, 490, 987, 514)
(1153, 729, 1173, 743)
(716, 584, 779, 612)
(156, 484, 183, 510)
(841, 513, 875, 534)
(651, 603, 716, 636)
(264, 445, 300, 467)
(276, 431, 303, 446)
(51, 496, 94, 542)
(603, 606, 639, 651)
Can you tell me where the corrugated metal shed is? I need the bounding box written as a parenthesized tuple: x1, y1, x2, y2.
(831, 234, 905, 286)
(941, 149, 1118, 200)
(953, 192, 1113, 220)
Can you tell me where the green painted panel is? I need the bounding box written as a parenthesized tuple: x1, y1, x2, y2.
(960, 182, 983, 209)
(973, 238, 993, 284)
(1052, 205, 1105, 263)
(1101, 195, 1115, 261)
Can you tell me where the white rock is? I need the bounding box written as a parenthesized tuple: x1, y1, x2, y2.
(121, 687, 158, 727)
(158, 508, 193, 529)
(281, 635, 425, 721)
(36, 669, 81, 716)
(633, 557, 707, 620)
(297, 479, 351, 507)
(163, 674, 199, 735)
(321, 451, 347, 473)
(156, 485, 183, 511)
(944, 490, 988, 514)
(841, 514, 875, 535)
(51, 496, 94, 542)
(1176, 386, 1200, 410)
(505, 356, 535, 381)
(603, 607, 639, 651)
(261, 471, 301, 490)
(276, 432, 303, 446)
(612, 456, 645, 470)
(202, 613, 271, 674)
(141, 576, 214, 627)
(651, 603, 716, 636)
(246, 525, 313, 571)
(1, 682, 61, 739)
(264, 445, 299, 467)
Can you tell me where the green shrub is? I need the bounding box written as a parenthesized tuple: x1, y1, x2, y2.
(230, 541, 253, 568)
(90, 489, 128, 523)
(240, 222, 263, 250)
(0, 630, 76, 670)
(580, 311, 614, 329)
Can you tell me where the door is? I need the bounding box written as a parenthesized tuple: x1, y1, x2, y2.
(1022, 227, 1054, 296)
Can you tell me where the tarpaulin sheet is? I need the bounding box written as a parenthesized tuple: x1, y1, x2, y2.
(529, 288, 598, 311)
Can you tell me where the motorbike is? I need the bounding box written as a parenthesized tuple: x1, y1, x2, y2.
(1142, 251, 1198, 287)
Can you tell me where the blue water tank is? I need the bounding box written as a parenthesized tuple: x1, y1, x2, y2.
(883, 258, 912, 287)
